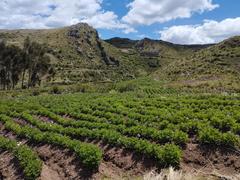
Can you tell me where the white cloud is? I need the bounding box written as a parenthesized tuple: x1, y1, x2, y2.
(159, 17, 240, 44)
(122, 0, 218, 25)
(0, 0, 134, 33)
(81, 11, 136, 33)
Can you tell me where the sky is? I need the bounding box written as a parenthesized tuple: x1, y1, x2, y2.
(0, 0, 240, 44)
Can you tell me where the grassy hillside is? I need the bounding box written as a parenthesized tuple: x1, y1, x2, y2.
(0, 24, 209, 85)
(153, 36, 240, 92)
(0, 23, 239, 92)
(0, 24, 152, 84)
(106, 37, 210, 71)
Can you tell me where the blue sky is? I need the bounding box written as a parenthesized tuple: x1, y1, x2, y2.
(0, 0, 240, 44)
(99, 0, 240, 41)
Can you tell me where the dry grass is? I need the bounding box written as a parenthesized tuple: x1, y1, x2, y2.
(143, 167, 193, 180)
(143, 167, 240, 180)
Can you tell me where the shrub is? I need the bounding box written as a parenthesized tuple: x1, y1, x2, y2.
(210, 116, 235, 132)
(198, 127, 239, 147)
(198, 127, 221, 145)
(50, 86, 62, 94)
(31, 89, 41, 96)
(118, 83, 137, 93)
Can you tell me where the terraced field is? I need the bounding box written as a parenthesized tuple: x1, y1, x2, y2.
(0, 93, 240, 179)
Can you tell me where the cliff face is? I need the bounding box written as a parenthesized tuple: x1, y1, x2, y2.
(67, 23, 119, 66)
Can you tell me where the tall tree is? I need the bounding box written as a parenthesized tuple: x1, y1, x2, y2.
(0, 37, 54, 90)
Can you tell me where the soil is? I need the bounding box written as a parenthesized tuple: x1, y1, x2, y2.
(1, 120, 155, 179)
(0, 151, 24, 180)
(36, 115, 159, 178)
(181, 142, 240, 177)
(1, 117, 240, 179)
(93, 141, 157, 179)
(36, 115, 240, 178)
(35, 145, 94, 180)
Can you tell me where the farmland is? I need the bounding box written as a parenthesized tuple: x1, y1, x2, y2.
(0, 91, 240, 179)
(0, 1, 240, 179)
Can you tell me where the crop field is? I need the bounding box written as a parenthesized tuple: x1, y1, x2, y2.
(0, 93, 240, 179)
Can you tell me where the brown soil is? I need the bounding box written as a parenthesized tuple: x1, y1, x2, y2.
(35, 145, 95, 180)
(0, 151, 24, 180)
(2, 117, 240, 179)
(94, 141, 156, 179)
(36, 115, 158, 178)
(1, 120, 156, 179)
(181, 143, 240, 177)
(36, 140, 156, 180)
(34, 115, 240, 178)
(0, 123, 95, 180)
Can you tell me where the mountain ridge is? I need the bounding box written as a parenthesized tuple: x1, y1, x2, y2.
(0, 23, 239, 91)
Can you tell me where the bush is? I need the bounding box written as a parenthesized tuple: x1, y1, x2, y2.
(198, 127, 239, 147)
(233, 124, 240, 135)
(50, 86, 62, 94)
(118, 83, 137, 93)
(198, 127, 222, 145)
(31, 89, 41, 96)
(210, 116, 235, 132)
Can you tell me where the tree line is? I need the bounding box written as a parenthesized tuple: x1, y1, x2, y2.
(0, 37, 55, 90)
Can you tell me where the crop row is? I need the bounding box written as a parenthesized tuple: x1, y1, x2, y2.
(48, 103, 240, 137)
(0, 114, 102, 169)
(27, 108, 240, 149)
(21, 96, 240, 143)
(8, 111, 182, 167)
(35, 94, 240, 130)
(6, 95, 240, 147)
(32, 108, 188, 146)
(0, 135, 42, 180)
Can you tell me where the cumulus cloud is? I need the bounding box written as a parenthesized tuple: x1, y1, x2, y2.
(159, 17, 240, 44)
(122, 0, 218, 25)
(0, 0, 134, 33)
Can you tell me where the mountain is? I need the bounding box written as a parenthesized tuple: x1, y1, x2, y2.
(153, 36, 240, 91)
(106, 37, 213, 74)
(0, 23, 239, 91)
(0, 23, 210, 84)
(0, 23, 149, 83)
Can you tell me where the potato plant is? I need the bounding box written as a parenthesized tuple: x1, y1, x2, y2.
(0, 92, 239, 177)
(0, 136, 42, 180)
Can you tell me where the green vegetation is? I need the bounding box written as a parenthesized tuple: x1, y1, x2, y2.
(0, 91, 239, 178)
(0, 38, 54, 90)
(1, 23, 239, 92)
(0, 114, 102, 169)
(0, 136, 42, 180)
(154, 36, 240, 92)
(0, 23, 240, 178)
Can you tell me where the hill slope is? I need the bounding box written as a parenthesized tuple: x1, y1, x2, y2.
(106, 37, 211, 69)
(153, 36, 240, 91)
(0, 24, 209, 85)
(0, 24, 152, 83)
(0, 23, 239, 92)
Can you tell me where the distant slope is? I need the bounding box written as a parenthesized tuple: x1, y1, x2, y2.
(153, 36, 240, 91)
(106, 37, 212, 69)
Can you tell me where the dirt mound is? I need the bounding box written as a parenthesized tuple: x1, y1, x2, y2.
(35, 145, 94, 180)
(182, 143, 240, 176)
